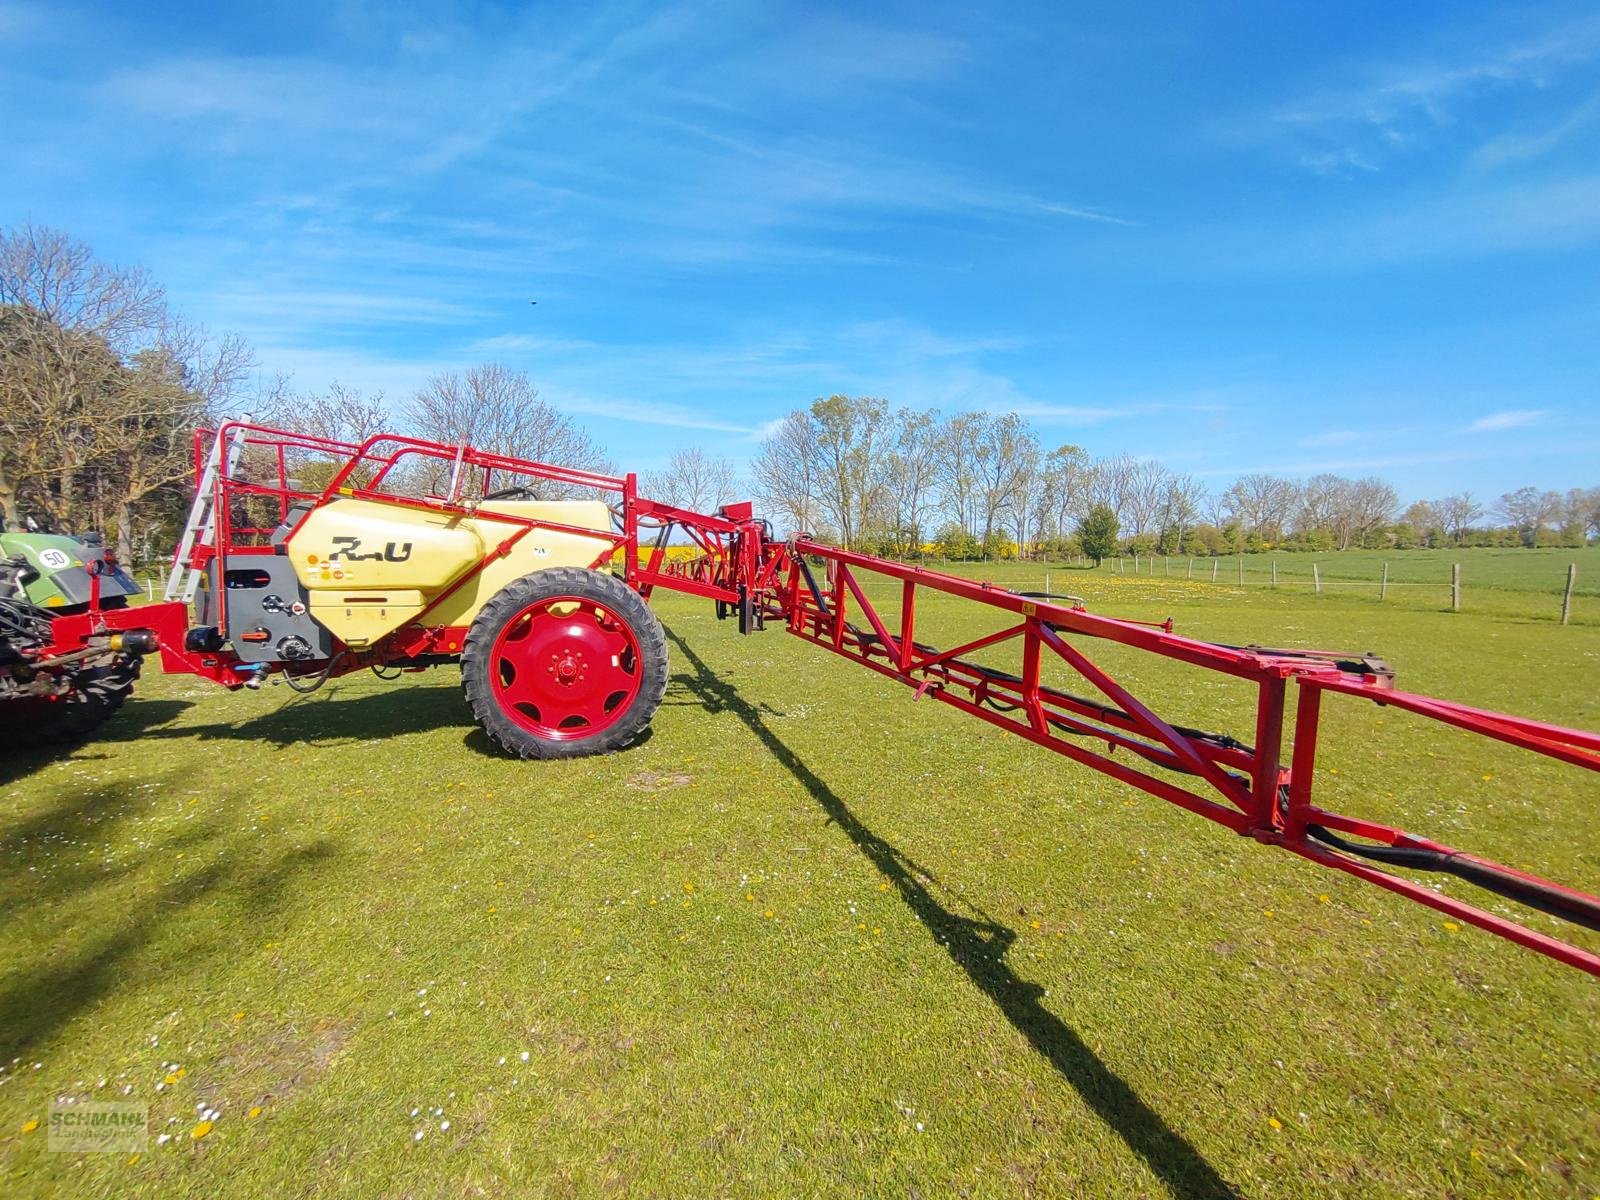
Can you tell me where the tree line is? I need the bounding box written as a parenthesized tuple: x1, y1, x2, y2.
(742, 395, 1600, 561)
(3, 226, 1594, 567)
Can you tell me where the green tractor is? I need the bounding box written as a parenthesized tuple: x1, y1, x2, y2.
(0, 525, 146, 750)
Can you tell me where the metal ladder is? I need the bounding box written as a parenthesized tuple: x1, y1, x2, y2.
(164, 421, 250, 604)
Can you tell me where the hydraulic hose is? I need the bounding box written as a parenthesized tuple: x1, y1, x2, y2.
(1306, 824, 1600, 932)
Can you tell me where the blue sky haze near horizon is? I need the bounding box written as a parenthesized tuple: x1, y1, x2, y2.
(2, 0, 1598, 503)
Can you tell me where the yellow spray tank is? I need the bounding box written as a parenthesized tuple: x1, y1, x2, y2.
(289, 496, 613, 648)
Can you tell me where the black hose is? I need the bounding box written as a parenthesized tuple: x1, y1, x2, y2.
(1306, 824, 1600, 932)
(283, 651, 349, 694)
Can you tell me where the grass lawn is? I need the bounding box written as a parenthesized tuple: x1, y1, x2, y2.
(2, 565, 1598, 1198)
(1042, 546, 1600, 626)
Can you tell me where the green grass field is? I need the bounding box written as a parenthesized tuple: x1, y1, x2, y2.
(1035, 545, 1599, 625)
(3, 557, 1598, 1198)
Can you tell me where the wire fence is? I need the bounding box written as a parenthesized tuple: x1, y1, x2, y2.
(1041, 555, 1588, 626)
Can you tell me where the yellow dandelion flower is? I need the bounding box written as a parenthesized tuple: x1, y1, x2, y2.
(1316, 895, 1330, 904)
(1264, 910, 1274, 918)
(232, 1011, 245, 1021)
(857, 922, 867, 931)
(486, 906, 497, 914)
(764, 909, 775, 919)
(163, 1073, 179, 1086)
(683, 882, 694, 893)
(1480, 775, 1492, 782)
(191, 1120, 213, 1140)
(127, 1153, 141, 1165)
(175, 1068, 186, 1079)
(873, 927, 881, 936)
(879, 882, 889, 892)
(247, 1107, 263, 1120)
(1029, 920, 1041, 930)
(1267, 1117, 1282, 1131)
(20, 1119, 38, 1134)
(745, 892, 755, 901)
(1443, 921, 1460, 933)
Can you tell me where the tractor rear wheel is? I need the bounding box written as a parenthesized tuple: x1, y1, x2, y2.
(461, 567, 668, 759)
(0, 662, 138, 752)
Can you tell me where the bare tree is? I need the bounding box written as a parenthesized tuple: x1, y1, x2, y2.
(1223, 473, 1299, 542)
(937, 412, 985, 538)
(0, 225, 167, 528)
(972, 413, 1036, 553)
(809, 394, 888, 550)
(1160, 473, 1204, 551)
(1344, 477, 1399, 548)
(1296, 473, 1347, 540)
(402, 364, 611, 499)
(1497, 486, 1563, 547)
(643, 446, 738, 514)
(881, 408, 942, 557)
(1433, 492, 1483, 544)
(1086, 454, 1135, 529)
(752, 411, 821, 536)
(1565, 486, 1600, 542)
(1039, 443, 1091, 543)
(1006, 434, 1044, 557)
(106, 318, 252, 559)
(1122, 458, 1173, 537)
(263, 379, 390, 446)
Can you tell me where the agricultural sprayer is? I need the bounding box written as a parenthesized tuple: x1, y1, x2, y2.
(3, 421, 1598, 975)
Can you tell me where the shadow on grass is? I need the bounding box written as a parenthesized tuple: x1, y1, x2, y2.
(0, 837, 335, 1063)
(665, 627, 1238, 1200)
(0, 699, 193, 789)
(105, 679, 477, 750)
(0, 757, 338, 1061)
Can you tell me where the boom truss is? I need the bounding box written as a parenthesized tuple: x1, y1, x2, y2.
(130, 423, 1600, 975)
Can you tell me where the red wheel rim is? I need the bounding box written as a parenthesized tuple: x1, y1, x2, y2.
(489, 596, 643, 741)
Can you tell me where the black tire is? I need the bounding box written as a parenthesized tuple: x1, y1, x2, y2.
(461, 567, 668, 759)
(0, 661, 138, 752)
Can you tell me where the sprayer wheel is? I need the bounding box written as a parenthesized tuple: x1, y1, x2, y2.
(461, 567, 668, 759)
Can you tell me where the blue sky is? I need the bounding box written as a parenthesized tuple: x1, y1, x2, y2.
(3, 0, 1598, 501)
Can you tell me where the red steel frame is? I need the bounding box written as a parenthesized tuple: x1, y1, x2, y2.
(37, 422, 1600, 976)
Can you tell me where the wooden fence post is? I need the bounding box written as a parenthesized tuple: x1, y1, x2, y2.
(1312, 563, 1321, 594)
(1271, 559, 1278, 587)
(1211, 559, 1219, 583)
(1380, 561, 1388, 601)
(1165, 556, 1170, 576)
(1237, 554, 1244, 584)
(1452, 562, 1461, 612)
(1187, 557, 1193, 580)
(1561, 563, 1576, 625)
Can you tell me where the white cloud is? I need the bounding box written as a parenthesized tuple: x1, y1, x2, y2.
(1237, 12, 1600, 172)
(537, 386, 763, 436)
(1466, 409, 1546, 433)
(1471, 95, 1600, 171)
